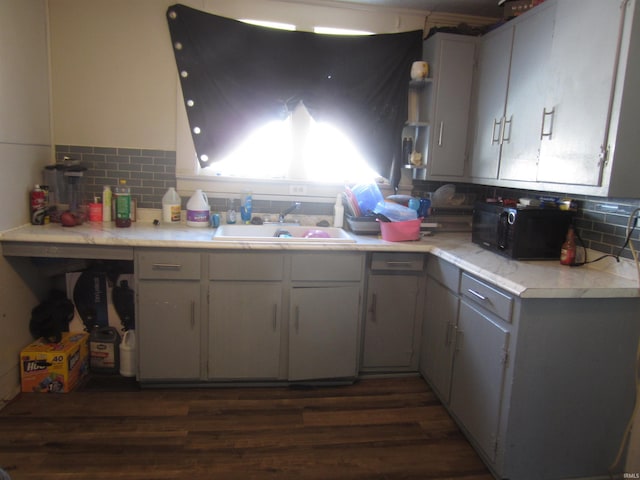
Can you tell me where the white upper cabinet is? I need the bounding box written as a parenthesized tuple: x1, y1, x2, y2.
(469, 0, 640, 197)
(469, 25, 513, 179)
(419, 33, 477, 179)
(498, 4, 556, 182)
(536, 1, 625, 187)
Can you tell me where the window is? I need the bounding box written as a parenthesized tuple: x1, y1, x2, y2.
(172, 1, 426, 201)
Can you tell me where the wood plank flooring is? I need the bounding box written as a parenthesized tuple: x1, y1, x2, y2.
(0, 375, 492, 480)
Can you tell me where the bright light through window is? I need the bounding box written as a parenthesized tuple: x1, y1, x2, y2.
(304, 122, 378, 183)
(206, 119, 292, 179)
(313, 26, 373, 35)
(239, 19, 296, 31)
(204, 103, 377, 184)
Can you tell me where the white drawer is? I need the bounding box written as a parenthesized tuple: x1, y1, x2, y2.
(209, 252, 284, 280)
(137, 250, 201, 280)
(370, 253, 424, 272)
(426, 256, 460, 292)
(460, 272, 513, 322)
(291, 252, 363, 281)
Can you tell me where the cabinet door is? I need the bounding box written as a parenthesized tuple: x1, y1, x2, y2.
(450, 299, 509, 462)
(208, 282, 281, 379)
(499, 3, 556, 181)
(289, 285, 360, 381)
(137, 280, 201, 380)
(424, 35, 476, 177)
(536, 0, 623, 186)
(469, 25, 514, 179)
(362, 274, 419, 369)
(421, 275, 459, 404)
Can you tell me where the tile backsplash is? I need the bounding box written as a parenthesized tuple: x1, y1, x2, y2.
(56, 145, 639, 260)
(414, 180, 640, 261)
(54, 144, 333, 219)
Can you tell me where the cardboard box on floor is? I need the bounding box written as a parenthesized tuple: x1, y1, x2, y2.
(20, 332, 89, 393)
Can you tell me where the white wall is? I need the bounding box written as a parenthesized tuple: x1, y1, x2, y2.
(0, 0, 52, 407)
(47, 0, 433, 151)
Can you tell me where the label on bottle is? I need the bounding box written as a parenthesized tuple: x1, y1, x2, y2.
(187, 209, 209, 225)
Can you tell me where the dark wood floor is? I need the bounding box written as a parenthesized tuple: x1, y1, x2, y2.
(0, 375, 492, 480)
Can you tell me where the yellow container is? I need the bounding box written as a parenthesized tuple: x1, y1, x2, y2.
(20, 332, 89, 393)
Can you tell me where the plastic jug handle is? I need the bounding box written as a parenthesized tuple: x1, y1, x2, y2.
(201, 191, 208, 203)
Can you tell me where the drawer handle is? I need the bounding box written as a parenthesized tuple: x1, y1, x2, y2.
(151, 263, 182, 270)
(467, 288, 487, 301)
(385, 261, 413, 267)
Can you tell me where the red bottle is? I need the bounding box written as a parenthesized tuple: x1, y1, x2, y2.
(560, 226, 577, 265)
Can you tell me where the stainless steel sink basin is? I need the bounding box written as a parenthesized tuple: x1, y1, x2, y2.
(213, 224, 356, 243)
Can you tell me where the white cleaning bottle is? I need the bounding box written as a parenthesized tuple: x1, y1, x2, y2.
(162, 187, 181, 223)
(186, 189, 210, 227)
(334, 193, 344, 228)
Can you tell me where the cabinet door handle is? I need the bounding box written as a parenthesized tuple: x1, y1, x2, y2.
(445, 322, 455, 346)
(540, 107, 555, 139)
(294, 306, 300, 334)
(467, 288, 487, 301)
(454, 328, 463, 352)
(151, 263, 182, 271)
(437, 121, 444, 147)
(501, 115, 512, 144)
(370, 294, 377, 322)
(190, 300, 195, 329)
(491, 118, 502, 145)
(272, 304, 278, 332)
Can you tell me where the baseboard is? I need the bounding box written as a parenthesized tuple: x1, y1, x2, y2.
(0, 363, 20, 411)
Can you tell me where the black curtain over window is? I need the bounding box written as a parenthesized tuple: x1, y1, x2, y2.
(166, 4, 422, 183)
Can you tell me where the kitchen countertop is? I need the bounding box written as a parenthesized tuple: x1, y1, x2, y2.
(1, 214, 638, 299)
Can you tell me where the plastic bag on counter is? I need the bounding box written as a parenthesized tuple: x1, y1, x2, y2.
(373, 201, 418, 222)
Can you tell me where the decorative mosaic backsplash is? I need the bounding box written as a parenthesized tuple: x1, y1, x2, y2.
(55, 145, 639, 260)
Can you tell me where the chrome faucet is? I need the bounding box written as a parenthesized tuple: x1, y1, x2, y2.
(278, 202, 301, 223)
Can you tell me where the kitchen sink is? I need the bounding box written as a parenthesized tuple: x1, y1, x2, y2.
(213, 224, 356, 243)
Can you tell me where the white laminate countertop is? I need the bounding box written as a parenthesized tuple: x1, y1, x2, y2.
(2, 215, 639, 299)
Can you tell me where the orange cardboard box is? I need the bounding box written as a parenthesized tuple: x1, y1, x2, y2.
(20, 332, 89, 393)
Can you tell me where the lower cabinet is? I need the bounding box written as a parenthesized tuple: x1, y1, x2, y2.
(420, 261, 459, 402)
(450, 298, 510, 462)
(289, 252, 364, 381)
(289, 285, 361, 380)
(421, 254, 640, 480)
(208, 252, 284, 380)
(422, 256, 511, 463)
(361, 253, 425, 371)
(209, 282, 282, 379)
(136, 249, 202, 381)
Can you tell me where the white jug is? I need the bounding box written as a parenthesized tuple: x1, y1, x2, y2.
(186, 189, 210, 227)
(119, 329, 137, 377)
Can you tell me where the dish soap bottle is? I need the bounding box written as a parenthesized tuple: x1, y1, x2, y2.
(162, 187, 181, 223)
(334, 193, 344, 228)
(114, 179, 131, 228)
(227, 199, 237, 224)
(560, 226, 576, 265)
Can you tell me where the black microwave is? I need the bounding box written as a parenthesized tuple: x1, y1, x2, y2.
(471, 201, 574, 260)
